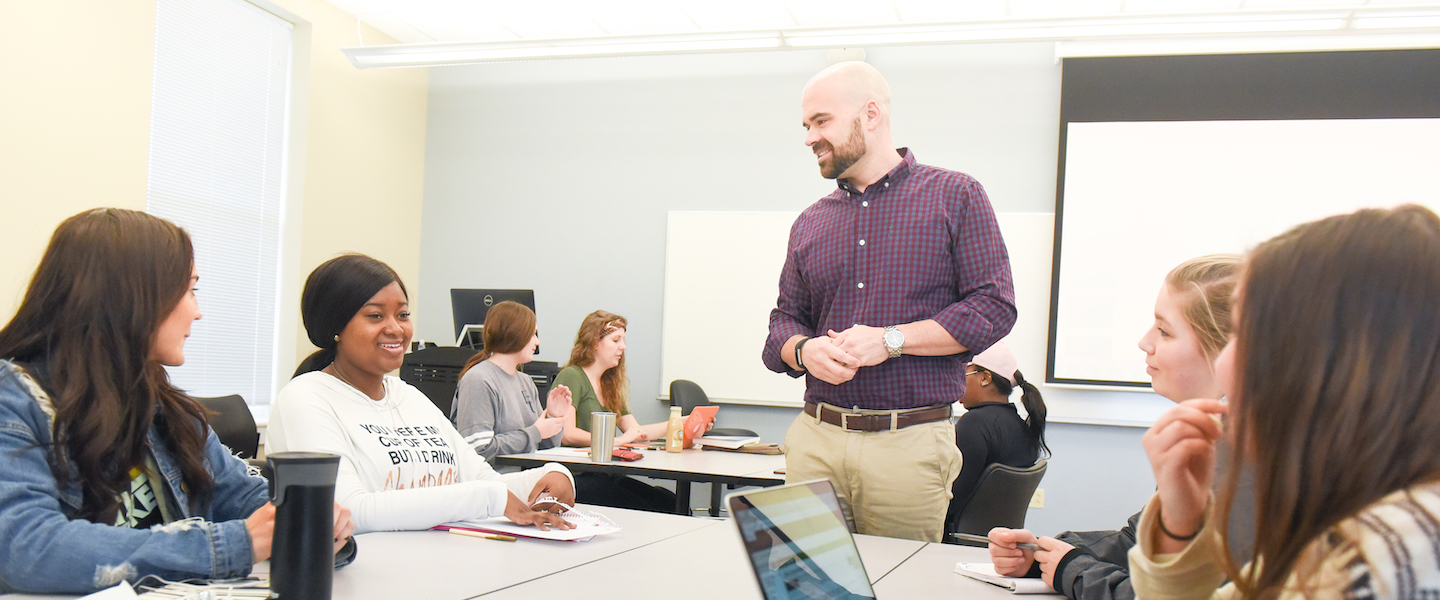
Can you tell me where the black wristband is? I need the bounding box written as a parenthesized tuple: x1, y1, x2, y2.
(1156, 506, 1203, 541)
(795, 337, 812, 371)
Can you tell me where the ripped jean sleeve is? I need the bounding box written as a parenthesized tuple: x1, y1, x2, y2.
(0, 369, 263, 594)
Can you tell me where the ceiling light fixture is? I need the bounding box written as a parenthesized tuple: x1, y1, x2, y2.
(341, 7, 1440, 68)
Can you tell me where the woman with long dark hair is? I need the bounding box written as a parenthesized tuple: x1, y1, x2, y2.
(267, 254, 575, 534)
(1134, 205, 1440, 600)
(0, 209, 334, 594)
(452, 300, 572, 463)
(945, 340, 1048, 531)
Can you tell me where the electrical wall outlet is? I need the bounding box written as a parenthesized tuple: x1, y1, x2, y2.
(1029, 488, 1045, 509)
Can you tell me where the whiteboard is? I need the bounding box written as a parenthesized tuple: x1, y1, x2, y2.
(659, 211, 1055, 408)
(1053, 119, 1440, 385)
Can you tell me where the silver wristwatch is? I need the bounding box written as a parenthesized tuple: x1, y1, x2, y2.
(882, 326, 904, 358)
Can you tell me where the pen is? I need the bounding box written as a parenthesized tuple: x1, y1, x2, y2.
(449, 528, 517, 542)
(950, 532, 1040, 549)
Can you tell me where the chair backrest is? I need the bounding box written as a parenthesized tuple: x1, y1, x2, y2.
(669, 379, 710, 415)
(949, 459, 1048, 542)
(668, 379, 759, 438)
(195, 394, 260, 459)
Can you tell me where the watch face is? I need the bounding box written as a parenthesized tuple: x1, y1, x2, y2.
(884, 329, 903, 348)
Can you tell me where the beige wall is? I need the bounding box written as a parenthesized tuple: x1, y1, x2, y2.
(0, 0, 428, 391)
(273, 0, 429, 372)
(0, 1, 156, 316)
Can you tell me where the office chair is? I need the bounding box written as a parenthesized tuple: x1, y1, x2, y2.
(669, 379, 762, 516)
(195, 394, 260, 460)
(668, 379, 758, 438)
(946, 459, 1048, 546)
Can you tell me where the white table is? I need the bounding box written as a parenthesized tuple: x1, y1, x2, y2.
(0, 510, 1068, 600)
(872, 542, 1066, 599)
(480, 517, 927, 599)
(333, 506, 715, 598)
(497, 447, 787, 515)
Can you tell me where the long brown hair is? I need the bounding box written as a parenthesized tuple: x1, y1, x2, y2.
(1217, 205, 1440, 599)
(564, 311, 629, 413)
(0, 208, 213, 522)
(461, 301, 536, 375)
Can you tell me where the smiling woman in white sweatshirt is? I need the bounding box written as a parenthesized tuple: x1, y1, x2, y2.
(266, 254, 575, 534)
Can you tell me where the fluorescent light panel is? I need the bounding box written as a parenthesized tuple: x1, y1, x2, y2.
(342, 6, 1440, 68)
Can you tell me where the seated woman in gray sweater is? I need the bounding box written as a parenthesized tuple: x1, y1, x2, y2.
(451, 301, 572, 463)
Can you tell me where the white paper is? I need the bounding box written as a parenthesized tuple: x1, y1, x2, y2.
(955, 562, 1058, 594)
(80, 583, 138, 599)
(442, 507, 619, 542)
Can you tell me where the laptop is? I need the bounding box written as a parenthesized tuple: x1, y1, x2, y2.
(727, 480, 876, 600)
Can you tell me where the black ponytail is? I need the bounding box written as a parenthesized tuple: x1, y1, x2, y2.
(1013, 370, 1049, 457)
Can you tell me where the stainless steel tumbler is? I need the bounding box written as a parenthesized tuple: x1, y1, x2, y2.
(590, 412, 617, 462)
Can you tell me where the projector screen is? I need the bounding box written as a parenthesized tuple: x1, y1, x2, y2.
(1049, 49, 1440, 387)
(1053, 118, 1440, 385)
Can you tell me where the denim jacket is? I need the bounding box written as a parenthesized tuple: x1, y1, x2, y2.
(0, 360, 270, 594)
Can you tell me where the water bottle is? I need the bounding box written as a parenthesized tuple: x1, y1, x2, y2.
(665, 406, 684, 453)
(267, 451, 341, 600)
(590, 412, 616, 462)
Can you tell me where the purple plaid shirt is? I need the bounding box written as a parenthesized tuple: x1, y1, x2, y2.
(762, 149, 1017, 410)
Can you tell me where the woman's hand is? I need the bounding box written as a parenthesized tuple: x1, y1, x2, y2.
(988, 527, 1038, 576)
(503, 492, 574, 531)
(1142, 398, 1227, 553)
(546, 385, 572, 419)
(246, 503, 276, 563)
(333, 502, 354, 554)
(616, 428, 648, 445)
(528, 471, 576, 510)
(534, 414, 565, 439)
(1034, 537, 1076, 589)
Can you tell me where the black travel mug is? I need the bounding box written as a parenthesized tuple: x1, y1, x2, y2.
(267, 451, 341, 600)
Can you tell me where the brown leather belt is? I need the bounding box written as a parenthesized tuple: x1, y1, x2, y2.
(803, 402, 952, 432)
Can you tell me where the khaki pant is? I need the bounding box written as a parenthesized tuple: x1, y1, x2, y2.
(783, 409, 962, 542)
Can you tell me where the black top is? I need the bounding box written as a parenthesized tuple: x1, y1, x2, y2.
(947, 402, 1038, 525)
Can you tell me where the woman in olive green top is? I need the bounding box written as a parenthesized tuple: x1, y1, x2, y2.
(555, 311, 667, 446)
(556, 310, 675, 513)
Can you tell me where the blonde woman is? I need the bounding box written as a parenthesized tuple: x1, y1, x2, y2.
(987, 254, 1241, 600)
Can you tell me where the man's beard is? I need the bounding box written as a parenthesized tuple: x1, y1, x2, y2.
(819, 117, 866, 180)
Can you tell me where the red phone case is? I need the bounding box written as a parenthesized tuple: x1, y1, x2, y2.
(611, 448, 643, 461)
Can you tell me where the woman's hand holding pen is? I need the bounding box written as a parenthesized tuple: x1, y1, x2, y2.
(504, 491, 574, 531)
(988, 527, 1039, 576)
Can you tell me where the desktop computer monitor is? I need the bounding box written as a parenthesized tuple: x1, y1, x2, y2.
(450, 289, 537, 347)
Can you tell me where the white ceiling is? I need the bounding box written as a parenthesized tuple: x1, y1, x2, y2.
(328, 0, 1440, 45)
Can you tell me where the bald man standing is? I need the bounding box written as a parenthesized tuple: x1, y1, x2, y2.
(762, 62, 1017, 542)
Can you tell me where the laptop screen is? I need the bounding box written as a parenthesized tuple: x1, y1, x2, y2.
(728, 480, 876, 600)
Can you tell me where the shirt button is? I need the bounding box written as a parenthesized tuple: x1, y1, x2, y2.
(858, 239, 866, 246)
(857, 282, 865, 289)
(884, 182, 889, 188)
(862, 201, 869, 207)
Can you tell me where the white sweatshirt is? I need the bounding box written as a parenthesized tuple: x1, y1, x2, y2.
(267, 372, 572, 534)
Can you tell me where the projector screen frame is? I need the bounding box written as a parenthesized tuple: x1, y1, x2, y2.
(1048, 48, 1440, 387)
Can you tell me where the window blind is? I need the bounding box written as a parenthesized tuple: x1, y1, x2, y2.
(147, 0, 292, 406)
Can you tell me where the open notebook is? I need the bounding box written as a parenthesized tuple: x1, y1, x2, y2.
(727, 479, 876, 600)
(954, 562, 1059, 594)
